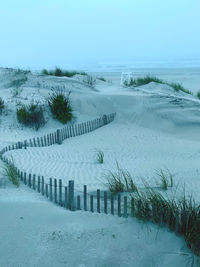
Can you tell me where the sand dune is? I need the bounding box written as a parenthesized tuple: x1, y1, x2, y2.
(1, 68, 200, 266)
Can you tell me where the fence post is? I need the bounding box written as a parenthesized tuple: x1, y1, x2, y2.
(118, 194, 121, 217)
(90, 195, 94, 212)
(38, 176, 41, 193)
(59, 179, 62, 206)
(65, 186, 68, 208)
(20, 171, 23, 181)
(68, 180, 74, 211)
(28, 173, 31, 187)
(33, 174, 36, 189)
(56, 129, 62, 145)
(102, 115, 108, 125)
(104, 191, 107, 214)
(77, 195, 81, 210)
(54, 179, 57, 204)
(33, 138, 36, 147)
(41, 176, 44, 195)
(124, 196, 128, 218)
(111, 193, 114, 215)
(97, 189, 100, 213)
(40, 137, 44, 147)
(50, 178, 53, 201)
(84, 185, 87, 211)
(37, 137, 40, 147)
(24, 172, 27, 185)
(45, 184, 48, 198)
(44, 136, 47, 146)
(24, 140, 27, 149)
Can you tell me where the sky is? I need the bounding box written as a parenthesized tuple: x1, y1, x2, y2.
(0, 0, 200, 70)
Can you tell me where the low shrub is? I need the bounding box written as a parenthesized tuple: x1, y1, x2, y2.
(0, 97, 5, 113)
(48, 90, 73, 124)
(17, 103, 45, 130)
(42, 67, 87, 77)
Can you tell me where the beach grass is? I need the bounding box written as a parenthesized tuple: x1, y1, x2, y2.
(95, 149, 104, 164)
(105, 163, 137, 193)
(48, 90, 73, 124)
(42, 67, 87, 78)
(124, 75, 192, 95)
(2, 160, 19, 187)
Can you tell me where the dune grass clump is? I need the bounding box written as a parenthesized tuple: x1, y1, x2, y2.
(17, 103, 45, 130)
(130, 183, 200, 256)
(124, 76, 164, 87)
(156, 169, 173, 190)
(196, 91, 200, 99)
(0, 97, 5, 114)
(167, 82, 192, 95)
(95, 149, 104, 164)
(48, 90, 73, 124)
(124, 75, 192, 95)
(105, 163, 137, 193)
(98, 77, 106, 82)
(2, 160, 19, 187)
(42, 67, 87, 78)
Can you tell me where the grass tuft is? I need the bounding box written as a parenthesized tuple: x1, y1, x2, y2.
(0, 97, 5, 114)
(48, 90, 73, 124)
(156, 169, 173, 190)
(124, 76, 164, 87)
(130, 182, 200, 256)
(98, 77, 106, 82)
(196, 91, 200, 99)
(2, 160, 19, 187)
(42, 67, 87, 78)
(105, 163, 137, 193)
(95, 149, 104, 164)
(17, 103, 45, 130)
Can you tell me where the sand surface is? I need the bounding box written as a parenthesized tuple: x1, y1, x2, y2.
(1, 68, 200, 266)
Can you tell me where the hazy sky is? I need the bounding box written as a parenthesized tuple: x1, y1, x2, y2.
(0, 0, 200, 69)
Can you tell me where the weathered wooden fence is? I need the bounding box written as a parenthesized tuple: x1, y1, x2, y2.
(0, 113, 127, 218)
(0, 113, 116, 153)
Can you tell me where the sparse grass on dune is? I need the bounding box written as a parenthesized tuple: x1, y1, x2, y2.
(124, 75, 193, 95)
(124, 76, 165, 87)
(42, 67, 87, 78)
(0, 97, 5, 113)
(156, 169, 173, 190)
(131, 185, 200, 256)
(2, 160, 19, 187)
(105, 163, 137, 193)
(168, 82, 192, 95)
(106, 165, 200, 255)
(196, 91, 200, 99)
(98, 77, 106, 82)
(95, 149, 104, 164)
(17, 103, 46, 130)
